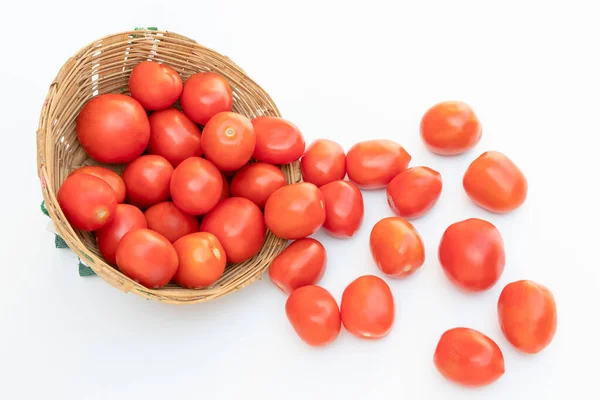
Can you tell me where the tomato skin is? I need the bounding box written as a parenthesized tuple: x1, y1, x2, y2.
(264, 182, 326, 240)
(170, 157, 223, 215)
(463, 151, 528, 213)
(180, 72, 233, 125)
(319, 180, 364, 238)
(438, 218, 505, 292)
(128, 61, 183, 111)
(300, 139, 346, 187)
(172, 232, 226, 288)
(251, 116, 306, 164)
(420, 101, 482, 155)
(434, 327, 505, 387)
(199, 197, 266, 263)
(96, 204, 147, 265)
(76, 94, 150, 164)
(346, 140, 411, 189)
(201, 112, 256, 171)
(147, 108, 203, 167)
(122, 155, 174, 209)
(386, 166, 442, 219)
(144, 201, 199, 243)
(230, 162, 286, 208)
(70, 166, 126, 204)
(285, 285, 341, 347)
(498, 280, 557, 354)
(269, 238, 327, 294)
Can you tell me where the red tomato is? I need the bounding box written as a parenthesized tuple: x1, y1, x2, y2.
(96, 204, 147, 265)
(115, 228, 179, 288)
(319, 180, 364, 238)
(70, 165, 126, 204)
(498, 280, 558, 354)
(147, 108, 203, 167)
(144, 201, 199, 243)
(173, 232, 226, 288)
(300, 139, 346, 187)
(370, 217, 425, 278)
(420, 101, 482, 155)
(57, 173, 117, 231)
(269, 238, 327, 294)
(285, 285, 341, 347)
(122, 155, 174, 209)
(200, 197, 266, 263)
(170, 157, 223, 215)
(463, 151, 528, 213)
(76, 94, 150, 164)
(251, 116, 305, 164)
(438, 218, 505, 292)
(230, 162, 286, 208)
(340, 275, 395, 339)
(128, 61, 183, 111)
(346, 139, 411, 189)
(434, 327, 505, 387)
(180, 72, 233, 125)
(264, 182, 326, 240)
(201, 112, 256, 171)
(386, 166, 442, 219)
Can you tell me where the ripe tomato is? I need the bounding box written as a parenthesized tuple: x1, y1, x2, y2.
(386, 166, 442, 219)
(170, 157, 223, 215)
(180, 72, 233, 125)
(128, 61, 183, 111)
(230, 162, 286, 208)
(300, 139, 346, 187)
(497, 280, 558, 354)
(76, 94, 150, 164)
(144, 201, 199, 243)
(122, 155, 174, 209)
(264, 182, 326, 240)
(438, 218, 505, 292)
(285, 285, 341, 347)
(463, 151, 528, 213)
(57, 173, 117, 231)
(200, 197, 266, 263)
(346, 139, 411, 189)
(319, 180, 364, 238)
(70, 165, 126, 204)
(340, 275, 395, 339)
(115, 228, 179, 288)
(201, 112, 256, 171)
(251, 116, 305, 164)
(147, 108, 203, 167)
(370, 217, 425, 278)
(173, 232, 226, 288)
(96, 204, 147, 265)
(269, 238, 327, 294)
(434, 327, 505, 387)
(420, 101, 482, 155)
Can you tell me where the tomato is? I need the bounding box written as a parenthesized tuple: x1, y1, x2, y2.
(122, 155, 174, 209)
(144, 201, 199, 243)
(420, 101, 482, 155)
(319, 180, 364, 238)
(128, 61, 183, 111)
(147, 108, 203, 167)
(300, 139, 346, 187)
(180, 72, 233, 125)
(76, 94, 150, 164)
(96, 204, 147, 265)
(498, 280, 558, 354)
(70, 165, 126, 204)
(230, 162, 286, 208)
(57, 173, 117, 231)
(285, 285, 341, 347)
(463, 151, 528, 213)
(438, 218, 505, 292)
(172, 232, 226, 288)
(251, 116, 305, 164)
(170, 157, 223, 215)
(340, 275, 395, 339)
(386, 166, 442, 219)
(200, 197, 266, 263)
(346, 139, 411, 189)
(434, 327, 505, 387)
(115, 228, 179, 288)
(201, 112, 256, 171)
(264, 182, 326, 240)
(269, 238, 327, 294)
(370, 217, 425, 278)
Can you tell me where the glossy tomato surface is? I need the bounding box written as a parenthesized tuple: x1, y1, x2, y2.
(173, 232, 226, 289)
(128, 61, 183, 111)
(147, 108, 203, 167)
(71, 165, 126, 204)
(170, 157, 223, 215)
(230, 162, 286, 208)
(386, 166, 442, 219)
(180, 72, 233, 125)
(269, 238, 327, 294)
(122, 155, 174, 209)
(319, 180, 364, 238)
(96, 204, 147, 265)
(144, 201, 199, 243)
(346, 139, 411, 189)
(300, 139, 346, 187)
(251, 116, 305, 164)
(201, 112, 256, 171)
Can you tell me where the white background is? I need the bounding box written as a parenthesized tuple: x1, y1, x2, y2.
(1, 1, 599, 399)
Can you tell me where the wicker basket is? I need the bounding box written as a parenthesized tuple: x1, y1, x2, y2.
(36, 29, 301, 304)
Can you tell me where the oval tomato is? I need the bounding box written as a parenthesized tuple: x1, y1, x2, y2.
(180, 72, 233, 125)
(96, 204, 147, 265)
(319, 180, 364, 238)
(346, 139, 411, 189)
(147, 108, 203, 167)
(122, 155, 174, 209)
(144, 201, 199, 243)
(201, 112, 256, 171)
(269, 238, 327, 294)
(170, 157, 223, 215)
(230, 162, 286, 208)
(251, 116, 305, 164)
(300, 139, 346, 187)
(70, 165, 126, 204)
(128, 61, 183, 111)
(386, 166, 442, 219)
(173, 232, 226, 288)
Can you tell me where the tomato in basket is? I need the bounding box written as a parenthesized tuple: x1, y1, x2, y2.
(173, 232, 226, 289)
(251, 116, 306, 164)
(201, 112, 256, 171)
(180, 72, 233, 125)
(70, 165, 126, 204)
(122, 155, 174, 209)
(170, 157, 223, 215)
(144, 201, 199, 243)
(147, 108, 203, 167)
(346, 139, 411, 189)
(96, 204, 148, 265)
(128, 61, 183, 111)
(269, 238, 327, 294)
(300, 139, 346, 187)
(230, 162, 286, 208)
